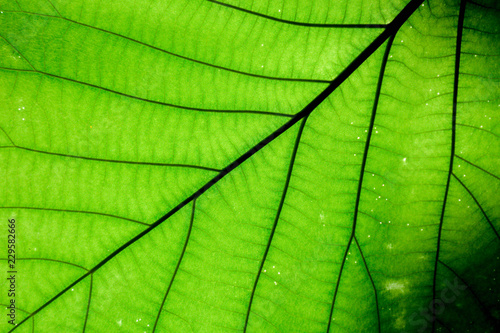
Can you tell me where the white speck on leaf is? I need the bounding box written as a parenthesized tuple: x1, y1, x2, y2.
(386, 281, 406, 293)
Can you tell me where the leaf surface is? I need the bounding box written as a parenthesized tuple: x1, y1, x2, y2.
(0, 0, 499, 332)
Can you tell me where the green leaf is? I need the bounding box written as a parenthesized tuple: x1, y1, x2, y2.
(0, 0, 499, 332)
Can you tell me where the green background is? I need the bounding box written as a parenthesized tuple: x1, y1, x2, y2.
(0, 0, 498, 331)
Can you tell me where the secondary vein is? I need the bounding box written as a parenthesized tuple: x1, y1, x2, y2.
(431, 0, 466, 331)
(452, 173, 499, 240)
(207, 0, 387, 28)
(152, 200, 196, 332)
(243, 116, 307, 331)
(1, 10, 330, 84)
(0, 67, 294, 118)
(327, 33, 396, 333)
(2, 145, 221, 172)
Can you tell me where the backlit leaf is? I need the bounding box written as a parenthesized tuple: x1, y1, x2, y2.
(0, 0, 498, 332)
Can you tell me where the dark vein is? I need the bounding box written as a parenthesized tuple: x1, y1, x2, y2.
(82, 274, 93, 333)
(0, 257, 88, 271)
(46, 0, 63, 17)
(438, 259, 496, 323)
(461, 52, 500, 57)
(0, 126, 16, 146)
(13, 0, 22, 11)
(243, 116, 307, 332)
(152, 200, 196, 333)
(206, 0, 387, 28)
(454, 155, 500, 180)
(162, 309, 195, 332)
(467, 0, 500, 10)
(460, 72, 500, 81)
(354, 236, 381, 333)
(0, 67, 294, 118)
(0, 206, 149, 226)
(2, 10, 329, 84)
(0, 304, 30, 314)
(432, 1, 465, 330)
(0, 35, 36, 70)
(9, 1, 425, 330)
(464, 26, 499, 35)
(249, 311, 283, 332)
(451, 173, 499, 240)
(1, 145, 221, 172)
(327, 33, 396, 333)
(456, 123, 500, 138)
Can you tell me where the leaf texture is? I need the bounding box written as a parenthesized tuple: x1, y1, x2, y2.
(0, 0, 499, 332)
